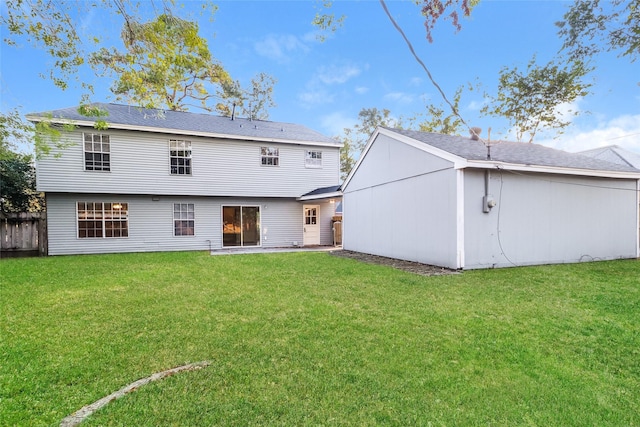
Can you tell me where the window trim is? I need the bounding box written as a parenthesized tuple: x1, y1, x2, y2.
(76, 201, 129, 239)
(83, 132, 111, 172)
(170, 139, 192, 176)
(260, 146, 279, 167)
(173, 203, 195, 237)
(305, 150, 323, 168)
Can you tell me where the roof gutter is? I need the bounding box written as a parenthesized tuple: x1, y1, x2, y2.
(464, 160, 640, 180)
(25, 115, 344, 148)
(297, 191, 343, 201)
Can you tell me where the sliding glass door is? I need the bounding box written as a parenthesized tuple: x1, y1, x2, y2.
(222, 206, 260, 247)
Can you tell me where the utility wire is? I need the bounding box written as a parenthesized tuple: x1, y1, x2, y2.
(378, 0, 484, 144)
(604, 132, 640, 141)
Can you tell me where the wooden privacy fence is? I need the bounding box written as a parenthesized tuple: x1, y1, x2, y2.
(0, 212, 47, 257)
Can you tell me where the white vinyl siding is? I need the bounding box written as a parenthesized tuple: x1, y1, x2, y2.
(47, 193, 338, 255)
(37, 129, 340, 198)
(463, 170, 639, 269)
(342, 133, 459, 268)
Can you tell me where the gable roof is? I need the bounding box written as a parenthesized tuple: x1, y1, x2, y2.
(26, 103, 341, 147)
(343, 127, 640, 189)
(385, 128, 639, 173)
(577, 145, 640, 169)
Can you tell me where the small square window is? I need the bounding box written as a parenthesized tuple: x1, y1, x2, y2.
(261, 147, 279, 166)
(305, 150, 322, 168)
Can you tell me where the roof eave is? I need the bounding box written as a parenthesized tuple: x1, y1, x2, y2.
(26, 115, 343, 148)
(297, 191, 343, 201)
(466, 160, 640, 179)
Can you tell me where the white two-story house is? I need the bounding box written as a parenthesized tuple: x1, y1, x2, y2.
(29, 103, 342, 255)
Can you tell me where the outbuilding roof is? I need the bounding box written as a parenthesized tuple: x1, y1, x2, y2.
(384, 128, 640, 173)
(28, 103, 341, 147)
(577, 145, 640, 169)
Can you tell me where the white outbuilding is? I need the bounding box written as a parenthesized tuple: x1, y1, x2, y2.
(341, 127, 640, 269)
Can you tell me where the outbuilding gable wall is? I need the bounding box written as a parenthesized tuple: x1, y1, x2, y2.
(343, 134, 459, 268)
(345, 134, 453, 192)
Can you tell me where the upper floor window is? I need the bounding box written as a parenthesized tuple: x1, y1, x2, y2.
(77, 202, 128, 238)
(261, 147, 279, 166)
(305, 150, 322, 168)
(83, 133, 110, 171)
(170, 140, 192, 175)
(174, 203, 195, 236)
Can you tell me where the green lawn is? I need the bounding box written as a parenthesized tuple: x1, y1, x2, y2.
(1, 251, 639, 426)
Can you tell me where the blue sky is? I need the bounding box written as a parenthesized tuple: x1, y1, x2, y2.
(1, 0, 639, 153)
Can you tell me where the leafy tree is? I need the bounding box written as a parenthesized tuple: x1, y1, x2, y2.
(1, 110, 29, 161)
(352, 108, 404, 152)
(557, 0, 640, 63)
(2, 0, 88, 91)
(215, 73, 278, 120)
(417, 85, 467, 134)
(418, 0, 480, 42)
(335, 108, 405, 180)
(481, 57, 592, 143)
(90, 14, 231, 112)
(312, 0, 347, 42)
(314, 0, 479, 42)
(2, 1, 218, 95)
(0, 109, 74, 159)
(338, 129, 358, 182)
(0, 153, 43, 213)
(3, 1, 277, 146)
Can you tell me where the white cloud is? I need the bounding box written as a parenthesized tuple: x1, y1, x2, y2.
(301, 31, 325, 43)
(80, 9, 96, 36)
(355, 86, 369, 95)
(317, 64, 362, 85)
(409, 77, 422, 87)
(298, 89, 335, 107)
(298, 61, 366, 108)
(254, 34, 309, 63)
(383, 91, 414, 104)
(466, 100, 486, 111)
(538, 114, 640, 153)
(320, 111, 357, 137)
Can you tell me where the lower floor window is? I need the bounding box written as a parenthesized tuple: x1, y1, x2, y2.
(222, 205, 260, 247)
(174, 203, 195, 236)
(77, 202, 128, 238)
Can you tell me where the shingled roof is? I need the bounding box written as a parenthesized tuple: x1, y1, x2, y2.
(577, 145, 640, 169)
(28, 103, 341, 146)
(384, 128, 640, 173)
